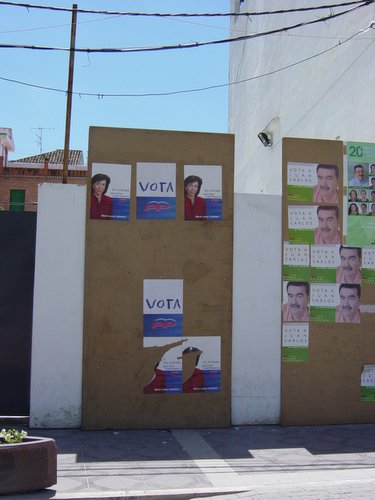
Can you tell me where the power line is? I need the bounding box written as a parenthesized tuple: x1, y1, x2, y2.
(0, 15, 123, 34)
(0, 23, 372, 98)
(0, 2, 371, 54)
(0, 14, 228, 35)
(0, 0, 373, 17)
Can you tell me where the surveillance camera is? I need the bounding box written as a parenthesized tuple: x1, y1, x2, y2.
(258, 132, 272, 147)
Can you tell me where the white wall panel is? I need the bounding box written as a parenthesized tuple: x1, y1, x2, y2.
(232, 193, 281, 424)
(30, 184, 86, 428)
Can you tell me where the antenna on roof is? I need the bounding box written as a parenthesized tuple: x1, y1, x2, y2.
(31, 126, 54, 153)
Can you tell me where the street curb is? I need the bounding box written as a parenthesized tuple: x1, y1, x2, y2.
(39, 486, 250, 500)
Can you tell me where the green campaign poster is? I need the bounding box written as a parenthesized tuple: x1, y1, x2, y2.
(310, 244, 339, 283)
(287, 162, 315, 202)
(287, 162, 339, 204)
(362, 249, 375, 284)
(283, 243, 310, 281)
(310, 284, 338, 323)
(282, 324, 309, 363)
(346, 141, 375, 245)
(361, 365, 375, 402)
(288, 205, 317, 244)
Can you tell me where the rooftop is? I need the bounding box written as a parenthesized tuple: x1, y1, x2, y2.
(10, 149, 84, 165)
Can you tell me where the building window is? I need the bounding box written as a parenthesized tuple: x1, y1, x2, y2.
(10, 189, 25, 211)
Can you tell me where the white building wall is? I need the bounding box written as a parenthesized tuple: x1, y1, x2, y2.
(229, 0, 375, 424)
(30, 184, 86, 428)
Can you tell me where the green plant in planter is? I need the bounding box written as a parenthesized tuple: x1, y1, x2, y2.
(0, 428, 28, 444)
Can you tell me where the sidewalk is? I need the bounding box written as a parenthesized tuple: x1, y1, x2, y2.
(1, 423, 375, 500)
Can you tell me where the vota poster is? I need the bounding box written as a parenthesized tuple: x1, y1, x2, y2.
(282, 242, 310, 281)
(363, 248, 375, 284)
(361, 364, 375, 402)
(184, 165, 222, 221)
(288, 205, 341, 246)
(143, 337, 183, 394)
(282, 323, 309, 363)
(136, 162, 176, 220)
(143, 279, 183, 337)
(287, 162, 339, 204)
(310, 245, 340, 283)
(181, 336, 221, 393)
(90, 163, 131, 221)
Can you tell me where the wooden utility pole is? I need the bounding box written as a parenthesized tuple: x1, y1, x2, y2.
(63, 4, 77, 184)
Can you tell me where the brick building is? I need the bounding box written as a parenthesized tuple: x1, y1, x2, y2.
(0, 128, 87, 211)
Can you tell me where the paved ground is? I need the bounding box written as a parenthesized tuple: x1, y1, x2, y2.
(1, 423, 375, 500)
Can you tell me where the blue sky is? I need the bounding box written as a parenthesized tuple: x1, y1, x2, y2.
(0, 0, 230, 162)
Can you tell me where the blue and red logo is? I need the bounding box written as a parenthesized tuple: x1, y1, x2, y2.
(144, 313, 182, 337)
(144, 201, 170, 212)
(151, 318, 177, 329)
(137, 196, 176, 220)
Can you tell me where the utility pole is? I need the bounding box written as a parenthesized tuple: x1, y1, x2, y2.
(62, 4, 77, 184)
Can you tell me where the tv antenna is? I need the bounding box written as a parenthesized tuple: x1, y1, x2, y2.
(31, 126, 54, 153)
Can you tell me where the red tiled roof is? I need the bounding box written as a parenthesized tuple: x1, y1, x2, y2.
(10, 149, 84, 165)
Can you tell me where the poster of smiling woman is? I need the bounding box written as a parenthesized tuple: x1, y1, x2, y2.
(184, 165, 222, 221)
(90, 162, 131, 221)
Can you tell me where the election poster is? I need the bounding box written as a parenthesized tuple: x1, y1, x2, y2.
(288, 205, 341, 246)
(287, 206, 317, 244)
(287, 162, 339, 204)
(282, 323, 309, 363)
(310, 245, 339, 283)
(181, 336, 221, 393)
(143, 279, 183, 337)
(143, 337, 183, 394)
(142, 336, 221, 394)
(362, 248, 375, 284)
(310, 283, 361, 324)
(346, 141, 375, 246)
(309, 283, 338, 323)
(282, 242, 310, 281)
(184, 165, 222, 221)
(360, 364, 375, 402)
(346, 142, 373, 188)
(136, 162, 176, 220)
(90, 163, 131, 221)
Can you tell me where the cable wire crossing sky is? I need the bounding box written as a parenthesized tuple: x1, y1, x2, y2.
(0, 0, 374, 160)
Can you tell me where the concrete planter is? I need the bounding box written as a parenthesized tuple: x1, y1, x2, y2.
(0, 436, 57, 494)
